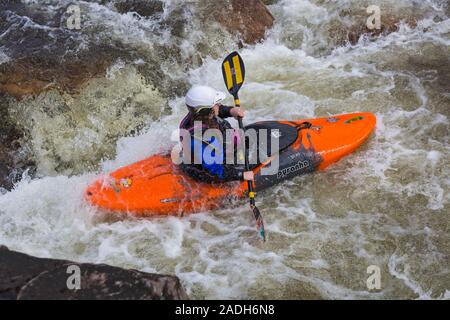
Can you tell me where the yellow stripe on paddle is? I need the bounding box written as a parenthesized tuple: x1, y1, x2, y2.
(223, 61, 233, 90)
(233, 55, 243, 84)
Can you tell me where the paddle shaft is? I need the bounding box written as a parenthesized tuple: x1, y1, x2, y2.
(234, 97, 256, 207)
(222, 51, 265, 241)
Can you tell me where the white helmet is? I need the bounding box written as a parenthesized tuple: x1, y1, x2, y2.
(185, 86, 227, 109)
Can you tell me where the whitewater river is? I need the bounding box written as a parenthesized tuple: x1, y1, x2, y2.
(0, 0, 449, 299)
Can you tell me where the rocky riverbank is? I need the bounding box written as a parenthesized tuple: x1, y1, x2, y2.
(0, 245, 188, 300)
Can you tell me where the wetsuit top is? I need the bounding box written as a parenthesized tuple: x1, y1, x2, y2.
(179, 105, 245, 183)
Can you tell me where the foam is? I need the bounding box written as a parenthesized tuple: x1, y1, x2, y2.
(1, 0, 449, 299)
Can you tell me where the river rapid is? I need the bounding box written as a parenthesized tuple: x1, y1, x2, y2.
(0, 0, 449, 299)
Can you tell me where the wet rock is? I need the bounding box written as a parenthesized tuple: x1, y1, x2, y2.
(0, 1, 175, 100)
(0, 0, 274, 99)
(0, 52, 117, 99)
(0, 3, 132, 99)
(0, 0, 272, 177)
(115, 0, 164, 18)
(213, 0, 275, 45)
(0, 245, 66, 299)
(0, 246, 188, 300)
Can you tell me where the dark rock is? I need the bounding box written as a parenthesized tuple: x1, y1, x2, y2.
(0, 0, 273, 179)
(0, 246, 188, 300)
(213, 0, 275, 45)
(0, 0, 274, 99)
(0, 245, 66, 299)
(0, 3, 133, 99)
(115, 0, 164, 17)
(0, 0, 182, 101)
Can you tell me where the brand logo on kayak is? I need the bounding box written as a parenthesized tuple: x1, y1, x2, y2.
(160, 198, 180, 203)
(345, 116, 364, 124)
(277, 160, 310, 179)
(109, 177, 132, 192)
(271, 131, 282, 139)
(120, 177, 132, 188)
(289, 152, 304, 160)
(327, 117, 340, 123)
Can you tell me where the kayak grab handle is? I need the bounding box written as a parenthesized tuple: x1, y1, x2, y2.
(296, 122, 312, 130)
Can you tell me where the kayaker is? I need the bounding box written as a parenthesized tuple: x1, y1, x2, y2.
(179, 85, 254, 183)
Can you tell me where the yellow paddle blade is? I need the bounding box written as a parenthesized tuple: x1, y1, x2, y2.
(222, 51, 246, 98)
(223, 60, 233, 91)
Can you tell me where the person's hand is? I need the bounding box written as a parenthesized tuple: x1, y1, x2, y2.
(230, 108, 245, 119)
(243, 171, 254, 181)
(212, 104, 220, 116)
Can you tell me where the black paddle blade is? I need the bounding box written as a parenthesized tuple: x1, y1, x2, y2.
(252, 206, 266, 242)
(222, 52, 246, 98)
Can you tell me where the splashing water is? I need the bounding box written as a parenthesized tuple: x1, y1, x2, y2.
(0, 0, 449, 299)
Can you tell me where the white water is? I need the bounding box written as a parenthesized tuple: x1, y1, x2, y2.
(1, 0, 449, 299)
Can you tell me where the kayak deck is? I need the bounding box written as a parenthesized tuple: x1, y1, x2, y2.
(85, 112, 376, 216)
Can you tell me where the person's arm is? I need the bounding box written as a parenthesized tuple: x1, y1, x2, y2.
(215, 104, 245, 120)
(202, 158, 243, 182)
(208, 164, 254, 182)
(218, 105, 234, 119)
(220, 165, 244, 181)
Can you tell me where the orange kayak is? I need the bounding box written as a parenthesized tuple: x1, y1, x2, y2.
(85, 112, 376, 216)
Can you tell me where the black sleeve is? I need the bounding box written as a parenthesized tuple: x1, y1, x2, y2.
(220, 165, 245, 182)
(180, 164, 244, 183)
(180, 164, 217, 183)
(218, 105, 234, 119)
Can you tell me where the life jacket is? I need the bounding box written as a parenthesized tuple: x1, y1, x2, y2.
(179, 112, 242, 179)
